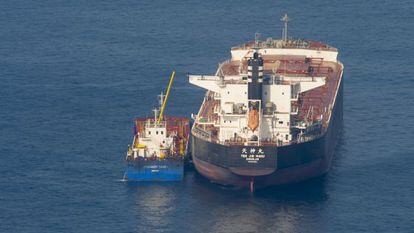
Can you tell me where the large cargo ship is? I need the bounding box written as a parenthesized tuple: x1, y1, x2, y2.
(189, 15, 344, 191)
(125, 71, 190, 181)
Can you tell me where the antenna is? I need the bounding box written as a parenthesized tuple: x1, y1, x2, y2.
(281, 14, 290, 42)
(153, 107, 159, 122)
(254, 32, 261, 47)
(158, 92, 165, 108)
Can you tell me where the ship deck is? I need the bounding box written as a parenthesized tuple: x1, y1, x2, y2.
(193, 54, 343, 146)
(134, 116, 189, 138)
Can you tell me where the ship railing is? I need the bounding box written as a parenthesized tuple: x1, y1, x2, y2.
(222, 79, 247, 85)
(192, 126, 212, 141)
(194, 75, 220, 81)
(131, 155, 182, 162)
(142, 119, 167, 128)
(197, 118, 216, 125)
(231, 39, 337, 52)
(296, 134, 320, 143)
(294, 124, 325, 143)
(273, 75, 322, 83)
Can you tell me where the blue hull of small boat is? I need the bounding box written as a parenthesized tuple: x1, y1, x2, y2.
(125, 159, 184, 181)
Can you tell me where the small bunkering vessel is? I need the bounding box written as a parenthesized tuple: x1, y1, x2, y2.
(189, 15, 344, 191)
(125, 71, 190, 181)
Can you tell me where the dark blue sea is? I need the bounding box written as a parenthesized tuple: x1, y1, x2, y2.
(1, 0, 413, 232)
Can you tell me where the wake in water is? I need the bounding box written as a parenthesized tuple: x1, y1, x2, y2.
(117, 172, 128, 182)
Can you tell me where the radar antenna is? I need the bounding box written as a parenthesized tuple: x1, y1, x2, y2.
(281, 14, 290, 42)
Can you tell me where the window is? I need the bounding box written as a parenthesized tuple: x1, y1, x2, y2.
(278, 121, 283, 124)
(148, 131, 151, 135)
(156, 131, 159, 135)
(227, 91, 230, 94)
(161, 131, 163, 135)
(285, 135, 288, 140)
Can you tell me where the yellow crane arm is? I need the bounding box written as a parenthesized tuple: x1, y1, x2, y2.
(157, 70, 175, 124)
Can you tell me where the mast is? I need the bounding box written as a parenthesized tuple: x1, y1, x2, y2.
(247, 52, 264, 143)
(158, 92, 165, 108)
(254, 32, 261, 47)
(281, 13, 290, 42)
(153, 92, 164, 122)
(153, 107, 159, 122)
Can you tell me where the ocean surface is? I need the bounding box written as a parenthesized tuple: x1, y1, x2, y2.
(1, 0, 413, 232)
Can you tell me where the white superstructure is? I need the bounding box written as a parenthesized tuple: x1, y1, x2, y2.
(128, 93, 175, 159)
(190, 38, 338, 145)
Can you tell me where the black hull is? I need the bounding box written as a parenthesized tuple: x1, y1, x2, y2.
(191, 78, 343, 188)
